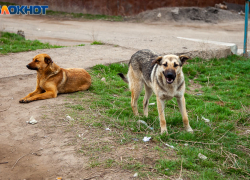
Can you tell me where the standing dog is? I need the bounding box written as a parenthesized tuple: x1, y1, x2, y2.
(19, 54, 91, 103)
(118, 49, 193, 134)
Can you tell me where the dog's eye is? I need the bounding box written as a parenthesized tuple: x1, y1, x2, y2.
(35, 60, 39, 62)
(174, 63, 178, 67)
(163, 63, 167, 67)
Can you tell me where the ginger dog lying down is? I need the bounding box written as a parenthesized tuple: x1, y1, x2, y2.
(19, 54, 91, 103)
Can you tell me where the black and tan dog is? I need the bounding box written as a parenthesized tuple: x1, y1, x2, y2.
(19, 54, 91, 103)
(118, 49, 193, 134)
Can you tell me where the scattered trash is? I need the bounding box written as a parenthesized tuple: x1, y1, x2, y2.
(165, 168, 169, 171)
(133, 172, 138, 177)
(142, 136, 151, 142)
(113, 94, 118, 97)
(196, 93, 202, 96)
(56, 177, 62, 180)
(198, 153, 207, 160)
(36, 28, 41, 31)
(149, 103, 155, 105)
(66, 115, 74, 121)
(165, 143, 175, 149)
(105, 128, 111, 131)
(245, 130, 250, 134)
(215, 3, 227, 10)
(133, 138, 139, 141)
(238, 10, 245, 15)
(26, 116, 37, 124)
(201, 116, 210, 123)
(171, 7, 179, 15)
(138, 120, 154, 130)
(157, 13, 161, 18)
(101, 77, 106, 82)
(184, 143, 189, 146)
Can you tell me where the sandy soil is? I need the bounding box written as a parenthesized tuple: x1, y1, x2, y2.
(0, 9, 248, 179)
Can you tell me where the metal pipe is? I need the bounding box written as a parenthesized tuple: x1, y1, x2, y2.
(244, 0, 249, 57)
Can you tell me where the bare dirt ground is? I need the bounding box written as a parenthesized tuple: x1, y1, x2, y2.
(0, 8, 248, 179)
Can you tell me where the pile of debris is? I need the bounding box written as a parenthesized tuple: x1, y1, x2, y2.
(127, 5, 245, 24)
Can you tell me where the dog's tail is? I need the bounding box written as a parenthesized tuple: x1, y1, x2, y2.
(117, 73, 128, 84)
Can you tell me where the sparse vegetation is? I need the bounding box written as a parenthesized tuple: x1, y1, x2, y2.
(63, 55, 250, 179)
(46, 10, 123, 21)
(90, 41, 104, 45)
(0, 32, 63, 54)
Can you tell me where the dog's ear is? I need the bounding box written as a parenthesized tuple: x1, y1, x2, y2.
(152, 56, 162, 65)
(44, 54, 53, 64)
(179, 55, 190, 65)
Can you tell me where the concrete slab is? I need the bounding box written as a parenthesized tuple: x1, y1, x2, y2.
(177, 37, 238, 54)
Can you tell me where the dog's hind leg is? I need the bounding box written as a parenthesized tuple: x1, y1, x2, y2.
(177, 96, 193, 133)
(128, 66, 143, 116)
(143, 84, 153, 117)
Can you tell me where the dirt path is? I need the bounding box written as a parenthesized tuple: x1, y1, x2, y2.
(0, 15, 248, 179)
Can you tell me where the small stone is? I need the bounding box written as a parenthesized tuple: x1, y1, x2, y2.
(198, 153, 207, 160)
(27, 116, 37, 124)
(66, 115, 74, 121)
(101, 77, 106, 82)
(133, 172, 138, 177)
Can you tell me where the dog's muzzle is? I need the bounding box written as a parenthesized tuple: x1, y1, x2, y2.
(26, 65, 38, 70)
(163, 71, 176, 84)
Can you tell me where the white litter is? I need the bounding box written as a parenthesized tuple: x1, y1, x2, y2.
(198, 153, 207, 160)
(201, 116, 210, 123)
(138, 120, 154, 130)
(66, 115, 74, 121)
(105, 128, 111, 131)
(157, 13, 161, 18)
(101, 77, 106, 82)
(165, 143, 175, 149)
(171, 7, 179, 15)
(149, 103, 155, 105)
(142, 136, 151, 142)
(184, 143, 188, 146)
(26, 116, 37, 124)
(133, 172, 138, 177)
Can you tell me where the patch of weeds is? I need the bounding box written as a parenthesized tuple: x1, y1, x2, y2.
(0, 1, 16, 6)
(105, 159, 116, 168)
(91, 41, 104, 45)
(89, 160, 101, 168)
(0, 32, 63, 54)
(46, 10, 123, 21)
(77, 44, 85, 46)
(67, 104, 85, 111)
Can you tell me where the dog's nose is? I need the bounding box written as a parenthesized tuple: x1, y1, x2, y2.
(166, 72, 175, 79)
(26, 65, 30, 68)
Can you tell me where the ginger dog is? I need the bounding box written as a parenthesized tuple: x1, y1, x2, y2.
(19, 54, 91, 103)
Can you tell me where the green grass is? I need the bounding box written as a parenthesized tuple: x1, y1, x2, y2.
(91, 41, 104, 45)
(0, 1, 16, 6)
(0, 32, 63, 54)
(46, 10, 123, 21)
(71, 55, 250, 179)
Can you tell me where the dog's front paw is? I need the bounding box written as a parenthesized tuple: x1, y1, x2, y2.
(161, 128, 168, 135)
(185, 126, 193, 133)
(19, 98, 31, 103)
